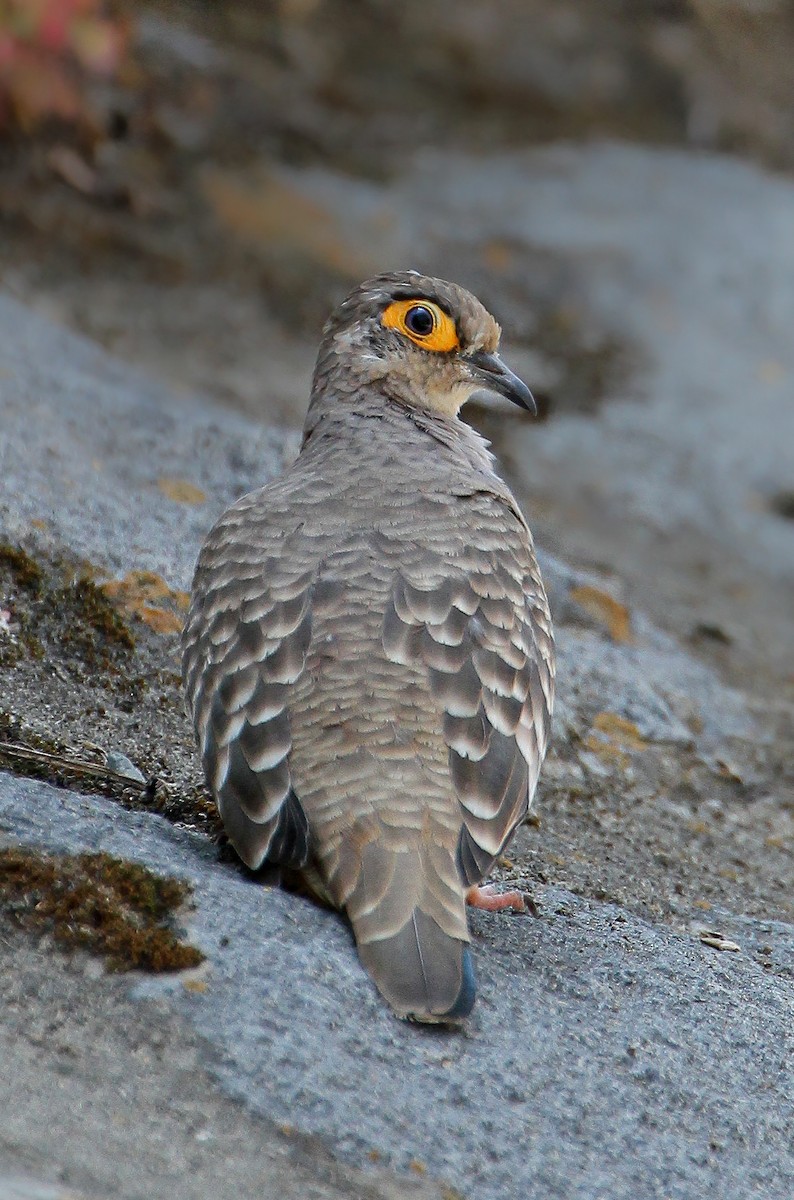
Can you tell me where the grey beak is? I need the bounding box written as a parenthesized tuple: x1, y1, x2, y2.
(469, 350, 536, 414)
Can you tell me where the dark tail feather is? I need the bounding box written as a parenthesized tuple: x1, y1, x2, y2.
(356, 907, 476, 1023)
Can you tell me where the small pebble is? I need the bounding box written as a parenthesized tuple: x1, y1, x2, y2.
(105, 750, 146, 784)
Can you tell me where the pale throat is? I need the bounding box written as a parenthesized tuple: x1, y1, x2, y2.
(419, 378, 478, 419)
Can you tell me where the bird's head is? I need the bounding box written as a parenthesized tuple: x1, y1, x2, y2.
(309, 270, 534, 422)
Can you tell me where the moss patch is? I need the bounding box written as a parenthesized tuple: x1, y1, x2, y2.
(38, 572, 137, 672)
(0, 541, 137, 684)
(0, 543, 44, 592)
(0, 848, 205, 972)
(53, 575, 136, 652)
(0, 543, 213, 834)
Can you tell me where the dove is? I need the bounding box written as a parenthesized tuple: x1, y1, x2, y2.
(183, 271, 555, 1022)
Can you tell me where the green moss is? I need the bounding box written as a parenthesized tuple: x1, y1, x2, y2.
(0, 543, 44, 592)
(23, 633, 45, 660)
(0, 542, 138, 682)
(0, 642, 22, 669)
(60, 576, 136, 651)
(42, 574, 136, 667)
(0, 848, 205, 972)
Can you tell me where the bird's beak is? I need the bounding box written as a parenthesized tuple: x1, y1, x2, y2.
(469, 350, 536, 415)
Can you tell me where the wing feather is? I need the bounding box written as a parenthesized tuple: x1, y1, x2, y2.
(182, 495, 313, 871)
(381, 495, 555, 888)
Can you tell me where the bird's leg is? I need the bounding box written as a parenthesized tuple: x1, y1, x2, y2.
(465, 884, 528, 914)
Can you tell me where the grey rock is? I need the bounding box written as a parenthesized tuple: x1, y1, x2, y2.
(0, 868, 445, 1200)
(0, 1179, 91, 1200)
(541, 549, 751, 750)
(0, 291, 293, 585)
(1, 773, 791, 1200)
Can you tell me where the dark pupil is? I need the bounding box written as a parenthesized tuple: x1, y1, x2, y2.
(405, 305, 435, 336)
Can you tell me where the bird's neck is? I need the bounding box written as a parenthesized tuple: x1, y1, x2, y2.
(302, 379, 499, 483)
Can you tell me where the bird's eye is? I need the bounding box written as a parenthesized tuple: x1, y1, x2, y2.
(381, 298, 460, 353)
(404, 305, 435, 337)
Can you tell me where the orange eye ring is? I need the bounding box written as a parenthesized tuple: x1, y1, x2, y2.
(381, 299, 460, 353)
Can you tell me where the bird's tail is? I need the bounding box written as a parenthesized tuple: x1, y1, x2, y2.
(356, 909, 475, 1023)
(346, 842, 475, 1023)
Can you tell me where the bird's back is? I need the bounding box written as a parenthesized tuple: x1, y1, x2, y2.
(184, 403, 552, 1020)
(183, 273, 555, 1023)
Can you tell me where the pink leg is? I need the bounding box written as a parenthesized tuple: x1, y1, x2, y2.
(466, 884, 528, 914)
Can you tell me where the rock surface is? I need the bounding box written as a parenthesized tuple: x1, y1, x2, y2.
(2, 774, 792, 1200)
(0, 143, 792, 1199)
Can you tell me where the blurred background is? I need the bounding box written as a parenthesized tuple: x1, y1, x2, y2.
(0, 0, 792, 758)
(5, 1, 794, 410)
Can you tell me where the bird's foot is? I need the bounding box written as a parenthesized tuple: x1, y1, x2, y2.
(465, 884, 530, 914)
